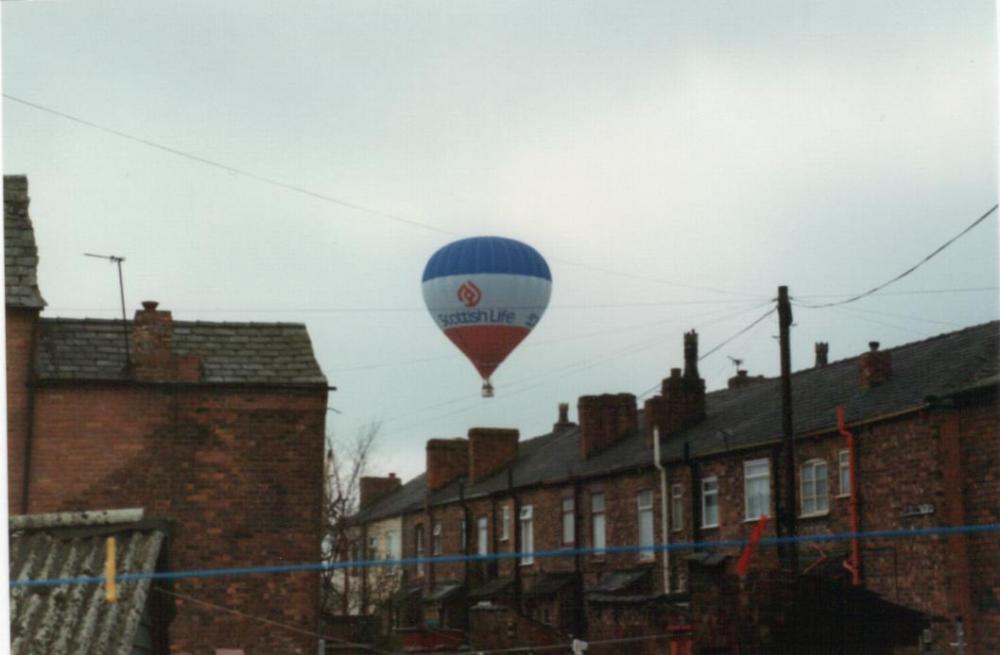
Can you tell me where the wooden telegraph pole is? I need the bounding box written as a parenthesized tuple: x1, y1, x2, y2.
(777, 286, 798, 574)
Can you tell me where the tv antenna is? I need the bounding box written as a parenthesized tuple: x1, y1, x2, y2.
(727, 356, 743, 372)
(84, 253, 130, 367)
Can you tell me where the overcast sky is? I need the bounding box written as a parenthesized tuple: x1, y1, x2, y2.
(3, 1, 997, 482)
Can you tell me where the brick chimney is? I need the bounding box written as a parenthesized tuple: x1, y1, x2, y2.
(426, 438, 469, 491)
(468, 428, 519, 484)
(130, 301, 202, 383)
(859, 341, 892, 387)
(553, 402, 576, 432)
(360, 473, 401, 510)
(579, 393, 637, 459)
(815, 342, 829, 368)
(644, 330, 706, 444)
(727, 369, 766, 389)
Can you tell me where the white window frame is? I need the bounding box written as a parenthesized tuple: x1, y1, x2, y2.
(519, 505, 534, 565)
(415, 525, 425, 576)
(591, 492, 606, 555)
(432, 521, 442, 556)
(744, 459, 771, 521)
(500, 504, 510, 541)
(477, 516, 489, 556)
(701, 477, 719, 528)
(801, 459, 830, 516)
(670, 483, 684, 532)
(638, 490, 655, 561)
(561, 497, 575, 545)
(386, 530, 400, 561)
(838, 450, 851, 498)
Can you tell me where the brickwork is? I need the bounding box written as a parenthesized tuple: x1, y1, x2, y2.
(6, 308, 37, 514)
(578, 394, 637, 459)
(360, 474, 401, 510)
(426, 438, 468, 491)
(21, 384, 327, 655)
(468, 428, 519, 483)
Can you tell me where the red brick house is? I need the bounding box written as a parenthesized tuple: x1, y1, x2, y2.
(352, 323, 998, 654)
(5, 176, 331, 654)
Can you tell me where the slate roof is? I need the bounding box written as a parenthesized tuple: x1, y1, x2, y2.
(36, 317, 328, 385)
(357, 322, 999, 523)
(4, 175, 46, 309)
(9, 509, 169, 655)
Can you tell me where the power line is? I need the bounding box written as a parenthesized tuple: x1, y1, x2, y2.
(11, 522, 1000, 589)
(5, 93, 767, 298)
(795, 204, 998, 309)
(793, 286, 998, 300)
(3, 93, 456, 237)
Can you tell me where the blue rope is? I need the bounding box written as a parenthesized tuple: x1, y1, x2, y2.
(11, 522, 1000, 589)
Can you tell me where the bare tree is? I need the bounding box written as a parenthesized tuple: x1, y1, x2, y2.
(321, 421, 381, 619)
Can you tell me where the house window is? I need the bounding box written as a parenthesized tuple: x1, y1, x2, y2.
(415, 525, 425, 576)
(744, 459, 770, 520)
(701, 477, 719, 528)
(368, 535, 379, 560)
(500, 504, 510, 541)
(460, 517, 467, 552)
(591, 493, 606, 555)
(432, 522, 442, 555)
(520, 505, 534, 565)
(670, 483, 684, 532)
(477, 516, 489, 556)
(561, 497, 575, 545)
(801, 460, 830, 515)
(386, 530, 400, 560)
(838, 450, 851, 497)
(638, 490, 655, 561)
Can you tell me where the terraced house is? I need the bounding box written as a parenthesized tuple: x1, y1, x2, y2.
(5, 175, 331, 654)
(348, 324, 999, 654)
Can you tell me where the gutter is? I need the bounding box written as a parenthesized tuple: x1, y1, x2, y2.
(652, 428, 670, 594)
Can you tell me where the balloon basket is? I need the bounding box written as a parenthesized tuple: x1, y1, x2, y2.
(481, 381, 495, 398)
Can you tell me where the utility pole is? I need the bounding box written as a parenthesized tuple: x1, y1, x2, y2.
(777, 286, 798, 574)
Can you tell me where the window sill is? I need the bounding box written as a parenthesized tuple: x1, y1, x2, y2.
(836, 494, 851, 499)
(700, 524, 719, 530)
(799, 510, 830, 520)
(743, 517, 768, 524)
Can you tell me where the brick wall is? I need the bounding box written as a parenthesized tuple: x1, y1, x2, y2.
(20, 384, 327, 655)
(5, 308, 37, 514)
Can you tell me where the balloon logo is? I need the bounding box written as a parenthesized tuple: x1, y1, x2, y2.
(422, 236, 552, 397)
(457, 280, 482, 308)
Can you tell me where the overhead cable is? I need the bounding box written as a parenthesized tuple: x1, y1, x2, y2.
(11, 522, 1000, 589)
(796, 204, 998, 309)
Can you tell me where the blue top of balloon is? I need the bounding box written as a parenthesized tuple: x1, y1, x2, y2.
(422, 236, 552, 282)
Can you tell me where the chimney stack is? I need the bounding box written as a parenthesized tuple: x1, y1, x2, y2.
(727, 369, 766, 390)
(578, 393, 637, 459)
(683, 330, 700, 380)
(553, 402, 576, 431)
(426, 438, 469, 491)
(360, 473, 401, 510)
(644, 332, 706, 444)
(815, 342, 829, 368)
(130, 301, 202, 383)
(468, 428, 519, 483)
(859, 341, 892, 388)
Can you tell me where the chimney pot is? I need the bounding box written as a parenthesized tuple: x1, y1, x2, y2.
(142, 300, 159, 311)
(815, 342, 829, 368)
(670, 368, 682, 379)
(869, 341, 880, 352)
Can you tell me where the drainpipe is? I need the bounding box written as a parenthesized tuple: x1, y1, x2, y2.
(652, 427, 671, 594)
(20, 314, 41, 514)
(836, 406, 861, 586)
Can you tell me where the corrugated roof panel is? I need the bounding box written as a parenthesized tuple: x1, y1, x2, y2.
(9, 514, 167, 655)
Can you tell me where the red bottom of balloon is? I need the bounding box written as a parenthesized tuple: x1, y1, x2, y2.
(444, 325, 531, 380)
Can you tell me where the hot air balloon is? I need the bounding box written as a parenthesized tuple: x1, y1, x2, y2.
(422, 236, 552, 397)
